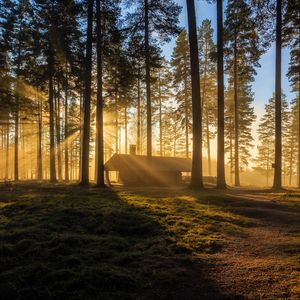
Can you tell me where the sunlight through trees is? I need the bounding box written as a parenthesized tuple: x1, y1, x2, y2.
(0, 0, 299, 188)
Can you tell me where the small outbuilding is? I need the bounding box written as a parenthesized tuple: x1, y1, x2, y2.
(105, 154, 192, 186)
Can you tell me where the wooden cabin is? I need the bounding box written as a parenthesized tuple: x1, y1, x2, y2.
(105, 154, 192, 186)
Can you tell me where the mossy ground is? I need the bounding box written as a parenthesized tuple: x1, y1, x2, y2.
(0, 183, 299, 299)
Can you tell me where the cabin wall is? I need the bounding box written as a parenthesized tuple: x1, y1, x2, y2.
(119, 170, 183, 186)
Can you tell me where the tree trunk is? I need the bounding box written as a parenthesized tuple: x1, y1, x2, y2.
(298, 70, 300, 187)
(70, 142, 73, 181)
(230, 129, 233, 184)
(216, 0, 226, 189)
(37, 98, 43, 180)
(173, 122, 177, 157)
(5, 124, 9, 180)
(233, 35, 240, 187)
(159, 73, 163, 156)
(267, 143, 270, 186)
(125, 104, 128, 154)
(79, 89, 83, 181)
(273, 0, 282, 189)
(21, 123, 26, 179)
(1, 130, 3, 179)
(186, 0, 203, 189)
(48, 48, 57, 182)
(184, 65, 189, 158)
(283, 160, 286, 186)
(206, 108, 211, 176)
(55, 79, 62, 181)
(201, 52, 211, 176)
(95, 0, 105, 187)
(14, 41, 21, 181)
(80, 0, 94, 185)
(115, 91, 119, 154)
(145, 0, 152, 157)
(137, 72, 141, 154)
(289, 138, 294, 186)
(14, 103, 19, 181)
(64, 71, 69, 181)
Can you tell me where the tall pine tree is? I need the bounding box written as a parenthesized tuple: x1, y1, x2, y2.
(198, 19, 217, 176)
(284, 0, 300, 187)
(224, 0, 264, 186)
(255, 93, 289, 186)
(171, 30, 191, 158)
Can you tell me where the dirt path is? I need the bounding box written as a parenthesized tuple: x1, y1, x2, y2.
(208, 193, 300, 299)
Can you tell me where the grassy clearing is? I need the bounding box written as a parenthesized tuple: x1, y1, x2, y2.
(280, 192, 300, 209)
(0, 183, 299, 299)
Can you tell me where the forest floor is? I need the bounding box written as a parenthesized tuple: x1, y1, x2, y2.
(0, 183, 299, 299)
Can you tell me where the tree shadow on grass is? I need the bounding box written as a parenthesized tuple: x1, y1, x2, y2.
(0, 184, 227, 300)
(200, 194, 300, 227)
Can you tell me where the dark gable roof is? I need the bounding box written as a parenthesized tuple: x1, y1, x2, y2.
(105, 154, 192, 172)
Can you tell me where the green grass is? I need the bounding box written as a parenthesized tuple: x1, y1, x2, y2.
(0, 183, 299, 299)
(280, 192, 300, 209)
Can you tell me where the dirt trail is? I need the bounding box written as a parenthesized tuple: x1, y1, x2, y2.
(208, 193, 300, 299)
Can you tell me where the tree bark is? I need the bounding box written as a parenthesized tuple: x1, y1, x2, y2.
(14, 101, 19, 181)
(184, 63, 189, 158)
(48, 47, 57, 182)
(37, 98, 43, 180)
(201, 47, 211, 176)
(267, 144, 270, 186)
(233, 35, 240, 187)
(124, 104, 128, 154)
(1, 130, 3, 179)
(186, 0, 203, 188)
(95, 0, 105, 187)
(21, 123, 25, 179)
(137, 71, 141, 154)
(80, 0, 94, 185)
(145, 0, 152, 157)
(14, 41, 21, 181)
(70, 142, 73, 181)
(5, 124, 9, 180)
(115, 91, 119, 154)
(289, 137, 294, 186)
(55, 79, 62, 181)
(173, 122, 177, 157)
(206, 106, 211, 176)
(159, 72, 163, 156)
(230, 128, 233, 184)
(273, 0, 282, 189)
(79, 89, 83, 181)
(216, 0, 226, 189)
(64, 71, 69, 181)
(298, 69, 300, 187)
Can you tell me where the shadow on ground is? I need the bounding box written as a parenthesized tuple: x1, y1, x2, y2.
(0, 183, 230, 300)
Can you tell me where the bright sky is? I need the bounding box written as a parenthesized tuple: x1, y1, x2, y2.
(162, 0, 294, 162)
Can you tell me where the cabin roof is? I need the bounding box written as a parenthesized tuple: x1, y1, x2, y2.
(105, 154, 192, 172)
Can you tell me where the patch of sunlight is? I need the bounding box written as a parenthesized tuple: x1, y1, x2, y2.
(0, 201, 16, 209)
(176, 195, 197, 202)
(204, 208, 250, 223)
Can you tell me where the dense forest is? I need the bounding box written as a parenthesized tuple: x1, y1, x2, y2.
(0, 0, 299, 188)
(1, 1, 300, 299)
